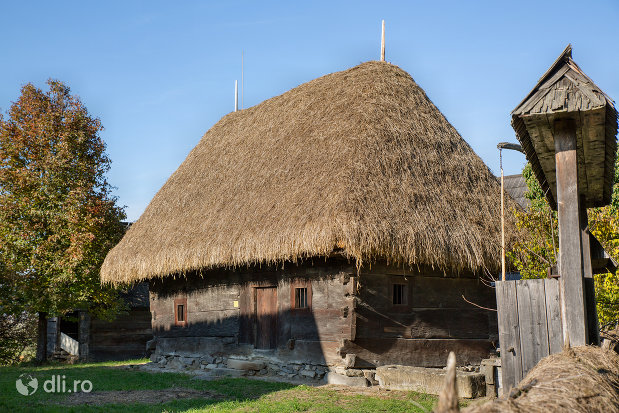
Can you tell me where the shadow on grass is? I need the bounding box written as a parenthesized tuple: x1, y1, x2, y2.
(1, 361, 443, 413)
(1, 361, 300, 413)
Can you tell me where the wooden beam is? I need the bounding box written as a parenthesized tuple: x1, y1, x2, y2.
(554, 119, 588, 346)
(580, 199, 593, 280)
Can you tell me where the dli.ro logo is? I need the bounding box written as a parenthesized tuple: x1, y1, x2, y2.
(16, 373, 92, 396)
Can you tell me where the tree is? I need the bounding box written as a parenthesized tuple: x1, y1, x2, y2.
(0, 80, 126, 362)
(508, 157, 619, 328)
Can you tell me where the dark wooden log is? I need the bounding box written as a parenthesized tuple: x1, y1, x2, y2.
(554, 118, 588, 346)
(35, 312, 47, 363)
(355, 307, 490, 339)
(584, 278, 600, 345)
(580, 200, 601, 345)
(78, 311, 90, 362)
(340, 338, 492, 368)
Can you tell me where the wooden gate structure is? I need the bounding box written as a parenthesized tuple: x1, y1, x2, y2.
(496, 279, 562, 390)
(498, 45, 618, 392)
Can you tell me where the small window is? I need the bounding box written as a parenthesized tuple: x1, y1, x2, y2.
(295, 288, 308, 309)
(290, 281, 311, 310)
(174, 297, 187, 326)
(393, 284, 406, 305)
(177, 304, 185, 322)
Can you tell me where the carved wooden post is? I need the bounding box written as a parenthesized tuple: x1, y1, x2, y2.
(554, 119, 588, 346)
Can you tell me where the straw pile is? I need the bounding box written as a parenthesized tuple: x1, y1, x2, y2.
(464, 346, 619, 413)
(101, 61, 513, 284)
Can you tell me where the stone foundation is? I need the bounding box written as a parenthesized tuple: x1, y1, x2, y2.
(148, 337, 487, 394)
(150, 352, 333, 382)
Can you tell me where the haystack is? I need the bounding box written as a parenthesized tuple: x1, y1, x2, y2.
(463, 346, 619, 413)
(101, 61, 512, 284)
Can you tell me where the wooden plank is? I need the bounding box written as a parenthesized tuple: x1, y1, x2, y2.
(495, 281, 522, 393)
(584, 278, 600, 345)
(544, 278, 563, 354)
(516, 279, 550, 376)
(554, 119, 588, 346)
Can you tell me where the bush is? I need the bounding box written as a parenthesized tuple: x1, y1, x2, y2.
(0, 310, 36, 365)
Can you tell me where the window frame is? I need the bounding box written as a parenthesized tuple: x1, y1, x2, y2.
(390, 276, 410, 310)
(174, 297, 188, 327)
(290, 280, 312, 311)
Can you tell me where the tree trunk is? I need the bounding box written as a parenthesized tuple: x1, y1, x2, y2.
(35, 312, 47, 363)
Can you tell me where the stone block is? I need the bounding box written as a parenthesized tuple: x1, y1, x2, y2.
(363, 370, 378, 385)
(210, 368, 246, 378)
(375, 365, 485, 399)
(199, 357, 214, 365)
(344, 354, 356, 368)
(227, 358, 267, 371)
(345, 369, 365, 377)
(326, 372, 369, 387)
(180, 357, 196, 367)
(300, 369, 316, 378)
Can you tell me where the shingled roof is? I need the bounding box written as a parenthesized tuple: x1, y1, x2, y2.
(511, 45, 618, 209)
(101, 61, 510, 284)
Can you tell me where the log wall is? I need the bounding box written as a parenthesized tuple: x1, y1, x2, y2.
(150, 259, 497, 368)
(89, 308, 153, 361)
(347, 264, 497, 367)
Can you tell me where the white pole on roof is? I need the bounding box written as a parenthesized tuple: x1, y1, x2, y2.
(234, 80, 238, 112)
(380, 20, 385, 62)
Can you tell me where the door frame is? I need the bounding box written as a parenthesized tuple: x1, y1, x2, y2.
(253, 285, 278, 349)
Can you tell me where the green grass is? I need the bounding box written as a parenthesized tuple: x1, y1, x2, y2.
(0, 359, 443, 412)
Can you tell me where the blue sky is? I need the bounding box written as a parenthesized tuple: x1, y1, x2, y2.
(1, 1, 618, 221)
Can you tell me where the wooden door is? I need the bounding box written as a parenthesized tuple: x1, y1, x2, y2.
(255, 287, 277, 349)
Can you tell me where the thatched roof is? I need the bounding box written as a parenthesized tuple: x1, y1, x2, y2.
(101, 61, 509, 284)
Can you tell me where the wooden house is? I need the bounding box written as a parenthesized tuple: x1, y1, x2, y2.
(100, 62, 511, 378)
(47, 282, 152, 362)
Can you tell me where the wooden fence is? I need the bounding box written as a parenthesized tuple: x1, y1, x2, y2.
(495, 278, 563, 392)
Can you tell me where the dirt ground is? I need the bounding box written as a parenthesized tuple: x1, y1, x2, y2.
(59, 388, 223, 406)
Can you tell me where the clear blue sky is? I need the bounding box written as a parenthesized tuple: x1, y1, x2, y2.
(1, 1, 618, 221)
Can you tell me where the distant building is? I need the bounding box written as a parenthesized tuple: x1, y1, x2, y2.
(503, 174, 530, 209)
(47, 283, 152, 362)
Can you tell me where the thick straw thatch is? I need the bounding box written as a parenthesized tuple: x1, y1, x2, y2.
(102, 61, 510, 284)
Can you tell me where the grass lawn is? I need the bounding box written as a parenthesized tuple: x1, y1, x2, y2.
(0, 359, 448, 412)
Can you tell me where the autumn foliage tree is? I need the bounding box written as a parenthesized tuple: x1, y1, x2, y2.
(0, 80, 126, 362)
(508, 160, 619, 329)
